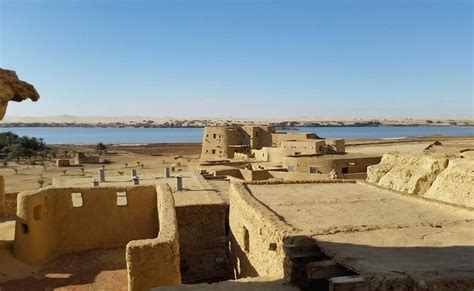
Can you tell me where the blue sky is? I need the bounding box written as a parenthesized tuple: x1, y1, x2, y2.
(1, 0, 472, 119)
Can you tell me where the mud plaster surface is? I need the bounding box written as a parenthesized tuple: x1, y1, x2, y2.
(247, 183, 474, 282)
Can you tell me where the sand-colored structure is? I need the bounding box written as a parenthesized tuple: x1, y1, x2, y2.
(2, 71, 474, 290)
(199, 126, 380, 181)
(13, 184, 181, 290)
(74, 152, 100, 164)
(228, 180, 474, 290)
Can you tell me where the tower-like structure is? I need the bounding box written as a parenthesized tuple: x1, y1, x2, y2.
(200, 126, 275, 161)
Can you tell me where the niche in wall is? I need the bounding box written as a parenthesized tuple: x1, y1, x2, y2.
(243, 226, 250, 253)
(116, 191, 128, 206)
(71, 192, 83, 207)
(33, 205, 42, 220)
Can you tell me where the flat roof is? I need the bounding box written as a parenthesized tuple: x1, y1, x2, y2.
(246, 182, 474, 284)
(286, 153, 381, 159)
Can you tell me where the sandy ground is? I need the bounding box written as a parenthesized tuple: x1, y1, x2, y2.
(3, 136, 472, 194)
(0, 143, 202, 193)
(1, 136, 473, 289)
(247, 182, 474, 285)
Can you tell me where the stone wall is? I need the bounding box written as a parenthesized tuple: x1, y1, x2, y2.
(14, 185, 159, 264)
(229, 182, 293, 279)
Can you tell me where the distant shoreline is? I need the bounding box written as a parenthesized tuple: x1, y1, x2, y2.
(0, 123, 473, 129)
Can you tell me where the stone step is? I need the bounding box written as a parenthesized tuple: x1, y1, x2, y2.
(329, 275, 367, 291)
(307, 260, 353, 280)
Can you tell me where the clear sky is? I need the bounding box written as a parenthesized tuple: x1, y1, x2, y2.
(1, 0, 472, 119)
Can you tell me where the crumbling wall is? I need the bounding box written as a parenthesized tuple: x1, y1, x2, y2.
(229, 182, 292, 279)
(74, 153, 100, 164)
(367, 153, 449, 195)
(126, 184, 181, 291)
(423, 158, 474, 208)
(325, 139, 345, 154)
(55, 159, 70, 167)
(14, 185, 158, 264)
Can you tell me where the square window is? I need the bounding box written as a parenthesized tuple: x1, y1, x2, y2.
(71, 192, 83, 207)
(310, 167, 319, 174)
(117, 191, 128, 206)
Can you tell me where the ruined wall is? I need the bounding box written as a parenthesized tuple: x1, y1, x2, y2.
(55, 159, 70, 167)
(367, 153, 449, 195)
(74, 153, 100, 164)
(325, 139, 345, 154)
(126, 184, 181, 291)
(229, 182, 292, 279)
(14, 185, 158, 264)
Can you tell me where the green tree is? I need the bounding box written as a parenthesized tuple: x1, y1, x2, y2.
(96, 143, 107, 156)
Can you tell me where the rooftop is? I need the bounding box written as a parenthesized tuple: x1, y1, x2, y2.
(246, 181, 474, 285)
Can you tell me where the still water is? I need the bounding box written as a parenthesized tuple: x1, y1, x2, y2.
(0, 126, 472, 144)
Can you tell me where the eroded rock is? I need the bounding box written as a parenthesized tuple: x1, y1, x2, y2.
(0, 69, 40, 120)
(423, 157, 474, 208)
(367, 153, 449, 195)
